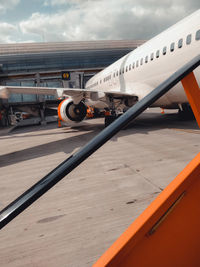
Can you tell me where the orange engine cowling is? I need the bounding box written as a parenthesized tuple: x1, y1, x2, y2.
(58, 98, 87, 123)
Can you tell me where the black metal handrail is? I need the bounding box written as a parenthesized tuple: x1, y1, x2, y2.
(0, 55, 199, 230)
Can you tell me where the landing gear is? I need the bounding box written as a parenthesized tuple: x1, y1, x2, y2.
(104, 114, 117, 127)
(178, 104, 194, 120)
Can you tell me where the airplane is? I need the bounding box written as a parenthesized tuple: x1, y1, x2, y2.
(0, 9, 199, 127)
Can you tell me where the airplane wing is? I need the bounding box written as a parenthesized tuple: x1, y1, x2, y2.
(0, 85, 138, 102)
(0, 86, 65, 99)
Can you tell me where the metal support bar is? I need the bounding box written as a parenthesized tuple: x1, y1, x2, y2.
(181, 71, 200, 128)
(0, 55, 199, 230)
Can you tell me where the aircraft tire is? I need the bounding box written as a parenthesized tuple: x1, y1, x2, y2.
(104, 115, 116, 127)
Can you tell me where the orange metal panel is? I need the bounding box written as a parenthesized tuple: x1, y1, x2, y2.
(93, 153, 200, 267)
(181, 72, 200, 128)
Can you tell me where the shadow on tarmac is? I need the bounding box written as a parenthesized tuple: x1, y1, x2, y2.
(0, 111, 199, 168)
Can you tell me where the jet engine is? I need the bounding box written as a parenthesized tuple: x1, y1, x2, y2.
(58, 98, 87, 123)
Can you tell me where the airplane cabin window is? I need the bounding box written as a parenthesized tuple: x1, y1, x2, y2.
(178, 38, 183, 48)
(113, 73, 115, 78)
(122, 67, 124, 74)
(156, 50, 159, 58)
(129, 64, 131, 70)
(126, 66, 128, 72)
(186, 34, 192, 44)
(196, 30, 200, 40)
(170, 42, 175, 52)
(145, 55, 148, 63)
(116, 71, 118, 76)
(163, 46, 167, 55)
(119, 69, 121, 75)
(140, 58, 143, 65)
(132, 62, 135, 69)
(136, 60, 139, 67)
(150, 53, 154, 60)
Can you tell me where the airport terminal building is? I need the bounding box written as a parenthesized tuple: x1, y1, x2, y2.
(0, 40, 145, 125)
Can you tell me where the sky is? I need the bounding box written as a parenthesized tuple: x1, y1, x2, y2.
(0, 0, 199, 44)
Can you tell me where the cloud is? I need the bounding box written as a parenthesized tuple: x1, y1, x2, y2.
(19, 1, 199, 43)
(0, 0, 21, 12)
(0, 22, 18, 43)
(44, 0, 97, 6)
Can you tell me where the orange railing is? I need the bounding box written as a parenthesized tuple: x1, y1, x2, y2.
(94, 70, 200, 266)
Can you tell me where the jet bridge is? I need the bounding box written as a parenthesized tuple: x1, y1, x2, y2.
(0, 55, 200, 264)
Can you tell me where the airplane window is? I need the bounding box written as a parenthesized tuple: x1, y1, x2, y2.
(113, 73, 115, 78)
(196, 30, 200, 40)
(156, 50, 159, 58)
(150, 53, 154, 60)
(178, 38, 183, 48)
(170, 42, 175, 52)
(126, 66, 128, 72)
(122, 67, 124, 74)
(163, 46, 167, 55)
(145, 55, 148, 63)
(140, 58, 143, 65)
(136, 60, 139, 67)
(119, 69, 121, 75)
(129, 64, 131, 70)
(186, 34, 192, 44)
(132, 62, 135, 69)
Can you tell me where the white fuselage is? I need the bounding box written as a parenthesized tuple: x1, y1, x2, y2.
(86, 10, 200, 108)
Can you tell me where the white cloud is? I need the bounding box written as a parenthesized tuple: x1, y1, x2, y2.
(0, 0, 193, 43)
(44, 0, 96, 6)
(0, 0, 21, 12)
(19, 0, 199, 42)
(0, 22, 18, 43)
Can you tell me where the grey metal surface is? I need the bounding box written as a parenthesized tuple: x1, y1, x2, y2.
(0, 40, 145, 75)
(0, 40, 145, 55)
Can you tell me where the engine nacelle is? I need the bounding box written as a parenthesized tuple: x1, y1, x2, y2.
(58, 98, 87, 123)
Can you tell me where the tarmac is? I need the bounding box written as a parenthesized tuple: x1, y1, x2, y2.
(0, 108, 199, 267)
